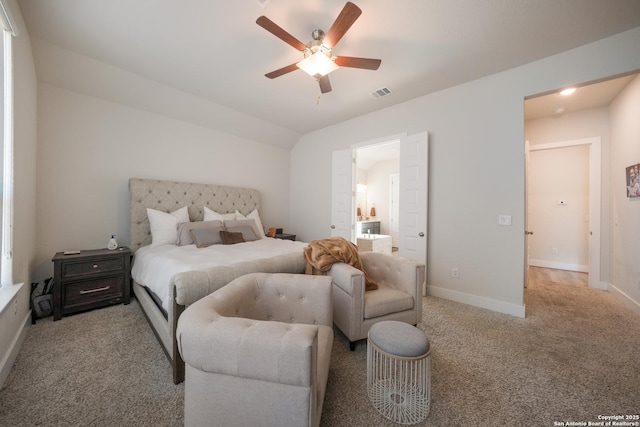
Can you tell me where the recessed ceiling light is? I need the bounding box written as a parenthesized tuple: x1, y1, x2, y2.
(560, 88, 576, 96)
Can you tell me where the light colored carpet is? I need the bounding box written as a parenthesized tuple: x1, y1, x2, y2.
(0, 298, 184, 426)
(1, 276, 638, 426)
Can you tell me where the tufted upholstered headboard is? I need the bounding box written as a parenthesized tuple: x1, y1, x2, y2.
(129, 178, 260, 253)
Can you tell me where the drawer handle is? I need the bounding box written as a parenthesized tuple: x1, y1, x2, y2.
(80, 286, 110, 294)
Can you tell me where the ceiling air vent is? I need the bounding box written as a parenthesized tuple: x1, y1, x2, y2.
(370, 87, 393, 99)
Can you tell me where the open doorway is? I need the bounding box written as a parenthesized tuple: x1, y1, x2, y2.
(523, 73, 637, 292)
(331, 132, 428, 272)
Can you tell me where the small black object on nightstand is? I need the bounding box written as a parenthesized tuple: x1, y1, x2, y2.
(274, 233, 296, 241)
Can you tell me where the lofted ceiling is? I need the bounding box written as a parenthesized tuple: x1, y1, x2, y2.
(18, 1, 640, 148)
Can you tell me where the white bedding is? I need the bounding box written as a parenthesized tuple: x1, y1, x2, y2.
(131, 238, 308, 311)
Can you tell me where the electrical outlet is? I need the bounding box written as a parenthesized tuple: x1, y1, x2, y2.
(498, 215, 512, 226)
(451, 267, 460, 278)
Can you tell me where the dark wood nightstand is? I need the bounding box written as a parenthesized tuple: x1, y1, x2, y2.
(52, 247, 131, 320)
(274, 233, 296, 241)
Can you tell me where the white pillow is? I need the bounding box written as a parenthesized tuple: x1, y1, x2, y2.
(203, 206, 237, 222)
(223, 219, 261, 242)
(235, 209, 266, 239)
(147, 206, 189, 246)
(246, 209, 266, 239)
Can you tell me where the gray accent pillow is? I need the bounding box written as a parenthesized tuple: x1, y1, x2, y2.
(190, 227, 226, 248)
(177, 220, 224, 245)
(177, 220, 224, 246)
(220, 230, 245, 245)
(224, 219, 260, 242)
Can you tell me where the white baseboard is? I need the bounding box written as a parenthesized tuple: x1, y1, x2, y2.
(529, 259, 588, 273)
(426, 285, 526, 318)
(592, 281, 608, 291)
(607, 283, 640, 315)
(0, 309, 31, 389)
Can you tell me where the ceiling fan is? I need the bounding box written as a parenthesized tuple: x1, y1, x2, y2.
(256, 1, 381, 94)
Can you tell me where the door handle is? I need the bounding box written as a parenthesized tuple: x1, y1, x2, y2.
(419, 232, 425, 237)
(525, 231, 534, 235)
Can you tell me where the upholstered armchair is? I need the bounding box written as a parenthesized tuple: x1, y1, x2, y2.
(328, 251, 425, 350)
(176, 272, 333, 427)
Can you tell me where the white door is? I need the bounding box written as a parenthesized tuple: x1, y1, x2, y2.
(526, 137, 601, 289)
(389, 173, 400, 247)
(331, 149, 354, 240)
(399, 132, 428, 281)
(524, 140, 531, 289)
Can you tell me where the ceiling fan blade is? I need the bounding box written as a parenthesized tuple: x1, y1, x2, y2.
(256, 16, 307, 51)
(318, 75, 332, 93)
(265, 63, 299, 79)
(334, 56, 381, 70)
(323, 2, 362, 49)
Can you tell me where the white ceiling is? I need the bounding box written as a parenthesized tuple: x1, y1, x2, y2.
(18, 0, 640, 146)
(524, 73, 636, 120)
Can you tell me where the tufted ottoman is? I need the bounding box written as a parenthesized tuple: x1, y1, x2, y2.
(367, 320, 431, 425)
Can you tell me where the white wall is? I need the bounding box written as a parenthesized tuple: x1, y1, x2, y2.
(33, 84, 292, 279)
(366, 159, 399, 236)
(10, 0, 37, 291)
(355, 167, 367, 218)
(0, 0, 38, 387)
(610, 74, 640, 310)
(290, 27, 640, 317)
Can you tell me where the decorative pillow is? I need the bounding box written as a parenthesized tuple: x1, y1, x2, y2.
(189, 227, 225, 248)
(203, 206, 237, 222)
(220, 230, 245, 245)
(177, 220, 224, 246)
(147, 206, 190, 246)
(224, 219, 261, 242)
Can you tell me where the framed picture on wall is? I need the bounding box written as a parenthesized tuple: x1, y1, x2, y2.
(626, 163, 640, 198)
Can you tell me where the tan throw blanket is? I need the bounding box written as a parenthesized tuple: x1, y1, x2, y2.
(303, 237, 378, 291)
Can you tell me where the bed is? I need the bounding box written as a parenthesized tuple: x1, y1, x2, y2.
(129, 178, 308, 384)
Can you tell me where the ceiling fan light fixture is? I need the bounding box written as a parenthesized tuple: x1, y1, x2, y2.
(297, 51, 339, 79)
(257, 2, 380, 94)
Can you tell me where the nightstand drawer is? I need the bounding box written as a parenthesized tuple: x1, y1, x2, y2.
(62, 257, 124, 278)
(64, 275, 124, 307)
